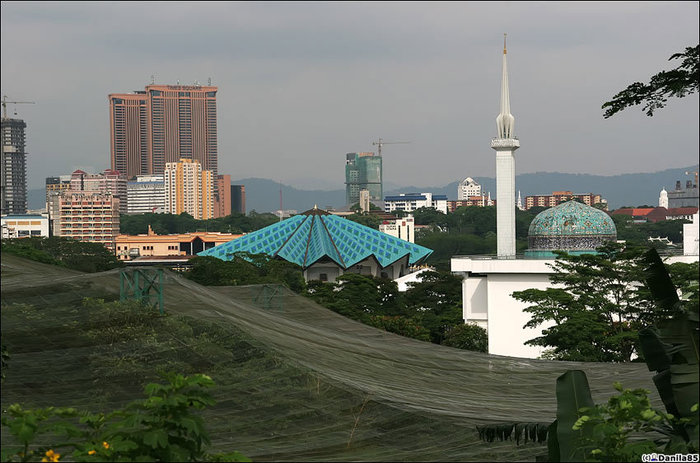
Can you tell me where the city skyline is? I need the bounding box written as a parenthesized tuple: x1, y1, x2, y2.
(1, 2, 698, 190)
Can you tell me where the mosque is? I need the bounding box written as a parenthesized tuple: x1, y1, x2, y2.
(198, 206, 433, 283)
(450, 35, 699, 359)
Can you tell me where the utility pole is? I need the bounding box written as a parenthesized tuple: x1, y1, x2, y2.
(372, 137, 410, 157)
(1, 95, 35, 119)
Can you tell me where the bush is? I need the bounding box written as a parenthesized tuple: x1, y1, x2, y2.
(441, 323, 488, 352)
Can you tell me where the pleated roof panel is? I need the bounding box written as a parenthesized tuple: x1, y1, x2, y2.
(199, 208, 433, 270)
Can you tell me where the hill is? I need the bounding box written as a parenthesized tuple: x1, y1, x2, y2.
(27, 165, 697, 213)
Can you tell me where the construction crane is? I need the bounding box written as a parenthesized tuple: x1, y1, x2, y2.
(372, 137, 410, 157)
(2, 95, 35, 119)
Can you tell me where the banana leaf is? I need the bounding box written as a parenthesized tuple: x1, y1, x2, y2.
(639, 248, 698, 449)
(555, 370, 595, 462)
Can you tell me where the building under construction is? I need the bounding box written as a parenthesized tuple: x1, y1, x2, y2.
(345, 152, 382, 206)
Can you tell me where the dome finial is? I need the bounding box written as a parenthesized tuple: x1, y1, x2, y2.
(503, 33, 507, 55)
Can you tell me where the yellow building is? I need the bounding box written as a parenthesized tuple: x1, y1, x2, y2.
(115, 225, 242, 261)
(164, 158, 214, 220)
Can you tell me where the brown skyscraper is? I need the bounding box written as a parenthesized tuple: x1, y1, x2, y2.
(109, 84, 218, 179)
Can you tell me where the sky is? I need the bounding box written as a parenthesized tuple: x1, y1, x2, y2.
(2, 1, 699, 190)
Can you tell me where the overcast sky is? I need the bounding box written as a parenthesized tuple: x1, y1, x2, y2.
(2, 1, 698, 190)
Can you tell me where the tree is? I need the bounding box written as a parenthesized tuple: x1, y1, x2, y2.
(512, 243, 659, 362)
(602, 45, 699, 118)
(1, 237, 123, 273)
(403, 270, 464, 343)
(185, 253, 305, 293)
(441, 323, 488, 352)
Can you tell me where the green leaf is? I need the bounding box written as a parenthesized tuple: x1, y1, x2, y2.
(142, 429, 169, 449)
(547, 420, 560, 462)
(555, 370, 595, 462)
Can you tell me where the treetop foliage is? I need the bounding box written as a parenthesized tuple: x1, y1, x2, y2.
(1, 237, 123, 273)
(602, 45, 699, 118)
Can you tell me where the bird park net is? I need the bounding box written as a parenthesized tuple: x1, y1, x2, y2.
(1, 254, 661, 462)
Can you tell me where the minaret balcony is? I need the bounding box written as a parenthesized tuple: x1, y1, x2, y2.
(491, 138, 520, 150)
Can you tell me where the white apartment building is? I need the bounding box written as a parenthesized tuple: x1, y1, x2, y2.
(457, 177, 482, 201)
(127, 176, 165, 214)
(384, 193, 448, 214)
(379, 216, 415, 243)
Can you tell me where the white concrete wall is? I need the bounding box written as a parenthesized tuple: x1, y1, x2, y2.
(485, 273, 553, 358)
(683, 213, 699, 256)
(452, 257, 555, 359)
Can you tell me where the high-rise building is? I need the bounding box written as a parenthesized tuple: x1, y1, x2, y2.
(491, 34, 519, 258)
(231, 184, 246, 214)
(345, 152, 382, 205)
(1, 117, 28, 215)
(213, 174, 231, 218)
(46, 175, 71, 207)
(57, 190, 120, 251)
(164, 158, 213, 220)
(69, 169, 128, 214)
(109, 84, 218, 178)
(127, 176, 165, 214)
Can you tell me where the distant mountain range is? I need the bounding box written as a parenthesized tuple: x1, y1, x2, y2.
(27, 165, 698, 213)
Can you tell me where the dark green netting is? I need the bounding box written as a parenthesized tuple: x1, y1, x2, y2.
(1, 254, 660, 461)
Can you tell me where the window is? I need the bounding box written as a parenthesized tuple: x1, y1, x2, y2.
(319, 273, 328, 282)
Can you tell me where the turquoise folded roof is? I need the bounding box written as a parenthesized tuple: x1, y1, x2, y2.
(198, 208, 433, 269)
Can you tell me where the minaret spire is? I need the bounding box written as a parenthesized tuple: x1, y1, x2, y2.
(491, 34, 520, 258)
(496, 33, 515, 140)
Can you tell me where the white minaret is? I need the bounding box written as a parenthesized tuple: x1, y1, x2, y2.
(659, 187, 668, 208)
(491, 33, 519, 258)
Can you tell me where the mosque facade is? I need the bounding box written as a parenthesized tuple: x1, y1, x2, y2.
(451, 38, 698, 359)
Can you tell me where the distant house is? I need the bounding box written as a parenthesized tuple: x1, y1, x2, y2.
(612, 206, 698, 223)
(115, 225, 242, 261)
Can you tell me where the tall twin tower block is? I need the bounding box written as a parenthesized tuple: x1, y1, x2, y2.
(491, 34, 519, 258)
(109, 85, 218, 179)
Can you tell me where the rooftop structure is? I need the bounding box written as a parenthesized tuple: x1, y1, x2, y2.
(525, 200, 617, 258)
(199, 207, 432, 282)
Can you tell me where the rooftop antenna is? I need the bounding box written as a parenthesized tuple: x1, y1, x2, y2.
(208, 77, 212, 86)
(150, 75, 155, 85)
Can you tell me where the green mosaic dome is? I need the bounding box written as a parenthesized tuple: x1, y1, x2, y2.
(526, 200, 616, 256)
(198, 208, 432, 269)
